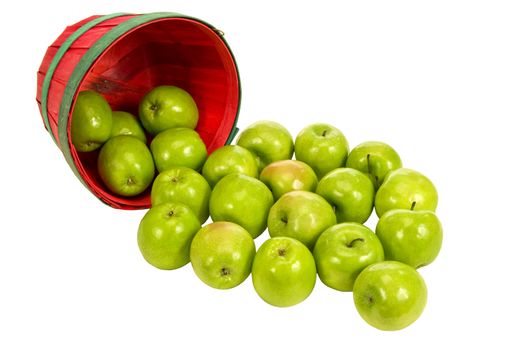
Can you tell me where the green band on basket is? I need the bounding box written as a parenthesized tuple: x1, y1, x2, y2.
(40, 13, 128, 145)
(226, 127, 240, 145)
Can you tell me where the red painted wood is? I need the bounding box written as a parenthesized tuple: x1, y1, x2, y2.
(36, 14, 240, 209)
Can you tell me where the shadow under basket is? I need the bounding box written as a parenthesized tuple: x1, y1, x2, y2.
(36, 12, 241, 210)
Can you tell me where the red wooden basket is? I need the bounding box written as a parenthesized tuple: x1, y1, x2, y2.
(36, 12, 241, 210)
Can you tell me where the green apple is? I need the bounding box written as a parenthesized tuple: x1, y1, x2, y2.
(201, 145, 258, 187)
(151, 167, 211, 224)
(353, 261, 428, 331)
(252, 237, 316, 307)
(376, 209, 443, 268)
(268, 191, 336, 249)
(259, 160, 318, 200)
(294, 123, 349, 178)
(110, 111, 147, 143)
(190, 221, 256, 289)
(313, 223, 384, 291)
(316, 168, 375, 224)
(150, 128, 207, 172)
(137, 202, 201, 270)
(375, 168, 438, 217)
(97, 135, 155, 196)
(346, 141, 402, 189)
(209, 173, 274, 238)
(71, 90, 112, 152)
(236, 120, 294, 171)
(138, 85, 198, 135)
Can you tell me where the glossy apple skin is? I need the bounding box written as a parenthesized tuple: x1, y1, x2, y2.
(294, 123, 349, 178)
(137, 202, 201, 270)
(202, 145, 259, 187)
(138, 85, 198, 135)
(375, 168, 438, 217)
(268, 191, 336, 249)
(353, 261, 428, 331)
(97, 135, 155, 196)
(236, 120, 294, 171)
(346, 141, 402, 189)
(151, 167, 211, 224)
(376, 209, 443, 268)
(316, 168, 375, 224)
(209, 173, 274, 238)
(150, 128, 207, 172)
(190, 221, 256, 289)
(110, 111, 147, 143)
(259, 160, 318, 200)
(71, 90, 112, 152)
(252, 237, 316, 307)
(313, 223, 384, 291)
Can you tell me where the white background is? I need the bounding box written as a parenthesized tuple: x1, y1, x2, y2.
(1, 0, 522, 348)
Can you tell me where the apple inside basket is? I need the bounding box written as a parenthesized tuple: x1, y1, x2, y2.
(70, 18, 240, 209)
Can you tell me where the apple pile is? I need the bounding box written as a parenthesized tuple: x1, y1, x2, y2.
(71, 86, 204, 197)
(71, 86, 442, 331)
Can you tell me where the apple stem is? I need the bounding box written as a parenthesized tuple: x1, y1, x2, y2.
(410, 201, 417, 211)
(278, 248, 286, 257)
(346, 238, 364, 248)
(321, 129, 328, 137)
(366, 154, 379, 183)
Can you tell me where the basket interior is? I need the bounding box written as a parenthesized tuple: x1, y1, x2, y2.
(70, 17, 239, 208)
